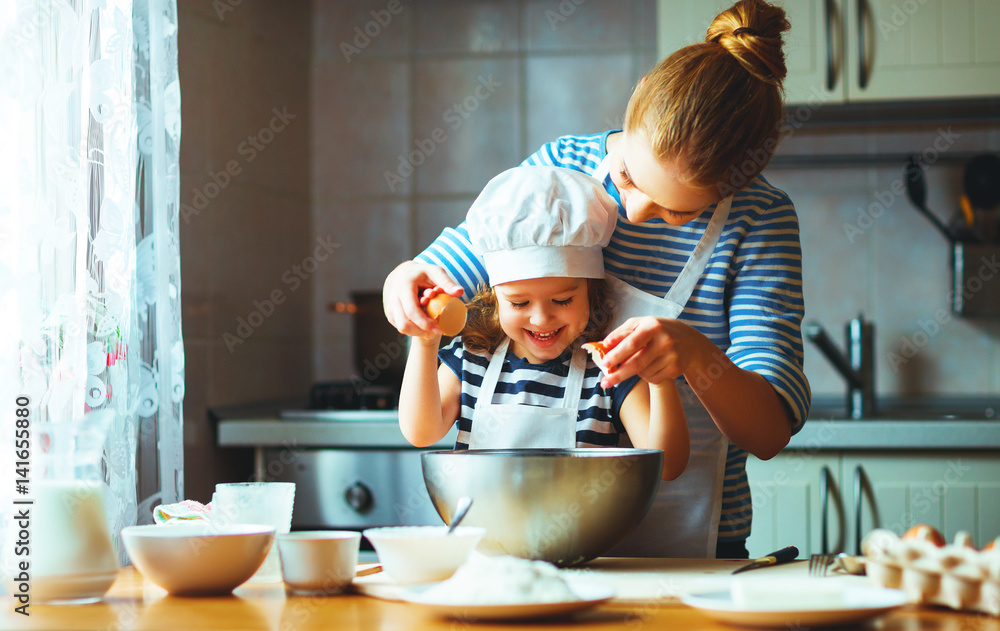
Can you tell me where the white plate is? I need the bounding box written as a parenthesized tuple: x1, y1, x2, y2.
(400, 578, 615, 621)
(680, 587, 907, 628)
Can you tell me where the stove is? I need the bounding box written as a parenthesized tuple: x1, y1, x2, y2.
(300, 381, 400, 412)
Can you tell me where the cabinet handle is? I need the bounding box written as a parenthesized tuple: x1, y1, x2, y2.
(824, 0, 836, 91)
(820, 465, 832, 554)
(856, 0, 870, 89)
(853, 465, 871, 555)
(852, 465, 883, 554)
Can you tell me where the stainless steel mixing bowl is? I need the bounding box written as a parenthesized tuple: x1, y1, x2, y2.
(421, 448, 662, 567)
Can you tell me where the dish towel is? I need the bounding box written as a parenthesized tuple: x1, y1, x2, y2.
(153, 499, 212, 524)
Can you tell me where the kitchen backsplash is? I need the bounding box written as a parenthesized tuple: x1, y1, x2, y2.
(178, 0, 313, 501)
(176, 0, 999, 500)
(309, 0, 1000, 399)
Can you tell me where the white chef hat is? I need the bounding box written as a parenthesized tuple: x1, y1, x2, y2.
(466, 166, 618, 286)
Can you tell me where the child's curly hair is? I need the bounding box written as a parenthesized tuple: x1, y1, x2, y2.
(459, 279, 615, 355)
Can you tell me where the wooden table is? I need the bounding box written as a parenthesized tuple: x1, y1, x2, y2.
(3, 565, 998, 631)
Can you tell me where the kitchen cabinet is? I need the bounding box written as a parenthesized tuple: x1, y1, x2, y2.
(744, 452, 842, 559)
(657, 0, 1000, 105)
(745, 450, 1000, 559)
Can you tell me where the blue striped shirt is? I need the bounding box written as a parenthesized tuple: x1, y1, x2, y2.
(438, 338, 641, 449)
(417, 131, 811, 544)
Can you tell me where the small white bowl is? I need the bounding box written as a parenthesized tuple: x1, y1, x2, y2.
(122, 523, 274, 596)
(363, 526, 485, 584)
(277, 531, 361, 595)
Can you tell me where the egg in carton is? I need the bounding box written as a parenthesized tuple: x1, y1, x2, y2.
(862, 527, 1000, 615)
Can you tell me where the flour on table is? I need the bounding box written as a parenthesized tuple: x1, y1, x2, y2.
(418, 553, 578, 604)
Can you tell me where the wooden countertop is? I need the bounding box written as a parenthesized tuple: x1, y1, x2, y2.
(3, 564, 998, 631)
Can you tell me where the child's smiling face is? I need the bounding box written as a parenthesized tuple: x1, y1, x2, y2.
(493, 277, 591, 364)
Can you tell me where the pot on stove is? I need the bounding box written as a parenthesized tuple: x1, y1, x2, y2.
(329, 290, 408, 392)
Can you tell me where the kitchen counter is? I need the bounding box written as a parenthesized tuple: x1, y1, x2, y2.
(3, 563, 996, 631)
(215, 398, 1000, 452)
(789, 419, 1000, 450)
(217, 418, 457, 449)
(219, 418, 1000, 450)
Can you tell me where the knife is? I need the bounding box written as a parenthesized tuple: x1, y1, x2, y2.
(731, 546, 799, 574)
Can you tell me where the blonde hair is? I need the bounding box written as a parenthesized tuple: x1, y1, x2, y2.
(624, 0, 790, 193)
(460, 280, 615, 355)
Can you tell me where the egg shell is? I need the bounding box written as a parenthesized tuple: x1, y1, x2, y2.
(903, 524, 946, 547)
(581, 342, 610, 375)
(426, 294, 467, 337)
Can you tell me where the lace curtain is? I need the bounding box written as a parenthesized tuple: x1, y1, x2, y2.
(0, 0, 182, 564)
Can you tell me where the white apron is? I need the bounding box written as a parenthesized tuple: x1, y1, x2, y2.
(468, 338, 587, 449)
(593, 154, 734, 559)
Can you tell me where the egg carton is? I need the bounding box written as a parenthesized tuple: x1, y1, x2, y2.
(861, 528, 1000, 616)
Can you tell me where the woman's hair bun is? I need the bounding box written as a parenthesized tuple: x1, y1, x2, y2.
(705, 0, 790, 85)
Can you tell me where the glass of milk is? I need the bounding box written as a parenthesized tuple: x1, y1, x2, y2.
(212, 482, 296, 583)
(1, 410, 120, 604)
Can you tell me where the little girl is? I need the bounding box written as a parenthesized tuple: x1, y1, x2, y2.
(398, 166, 689, 481)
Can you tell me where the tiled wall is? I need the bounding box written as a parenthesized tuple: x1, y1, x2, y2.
(176, 0, 1000, 498)
(770, 122, 1000, 401)
(178, 1, 313, 502)
(311, 0, 659, 385)
(310, 0, 1000, 404)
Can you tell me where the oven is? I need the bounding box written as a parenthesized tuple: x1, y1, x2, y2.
(265, 448, 441, 529)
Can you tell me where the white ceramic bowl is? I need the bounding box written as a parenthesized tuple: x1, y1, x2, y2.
(121, 524, 274, 596)
(363, 526, 486, 584)
(277, 531, 361, 595)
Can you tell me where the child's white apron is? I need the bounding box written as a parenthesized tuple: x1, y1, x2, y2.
(467, 338, 587, 450)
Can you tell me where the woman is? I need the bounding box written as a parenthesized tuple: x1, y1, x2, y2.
(382, 0, 810, 559)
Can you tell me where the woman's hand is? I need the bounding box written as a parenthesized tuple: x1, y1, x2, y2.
(598, 316, 712, 388)
(382, 261, 464, 337)
(599, 315, 793, 460)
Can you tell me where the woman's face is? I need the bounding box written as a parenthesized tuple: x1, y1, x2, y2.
(609, 129, 722, 225)
(494, 277, 590, 364)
